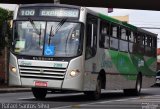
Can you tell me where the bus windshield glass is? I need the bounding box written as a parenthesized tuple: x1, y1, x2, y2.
(13, 21, 82, 57)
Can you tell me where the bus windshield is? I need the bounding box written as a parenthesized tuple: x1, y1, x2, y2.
(13, 21, 82, 57)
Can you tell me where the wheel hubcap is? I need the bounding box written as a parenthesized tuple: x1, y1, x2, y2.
(137, 79, 141, 92)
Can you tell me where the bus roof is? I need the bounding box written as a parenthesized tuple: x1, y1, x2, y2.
(19, 3, 81, 9)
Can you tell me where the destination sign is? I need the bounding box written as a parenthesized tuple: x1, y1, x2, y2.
(18, 7, 79, 19)
(39, 8, 79, 18)
(19, 9, 35, 16)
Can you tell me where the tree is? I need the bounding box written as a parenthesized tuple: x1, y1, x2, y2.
(0, 8, 13, 52)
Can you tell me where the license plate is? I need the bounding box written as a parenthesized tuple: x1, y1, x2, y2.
(35, 81, 48, 87)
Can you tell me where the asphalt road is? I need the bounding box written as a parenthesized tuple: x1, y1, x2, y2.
(0, 87, 160, 109)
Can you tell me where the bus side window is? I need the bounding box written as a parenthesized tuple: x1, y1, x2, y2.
(152, 37, 157, 48)
(134, 33, 144, 55)
(110, 24, 118, 50)
(85, 14, 97, 59)
(129, 31, 134, 53)
(152, 37, 157, 57)
(145, 35, 152, 56)
(119, 28, 128, 52)
(99, 20, 110, 48)
(129, 31, 134, 42)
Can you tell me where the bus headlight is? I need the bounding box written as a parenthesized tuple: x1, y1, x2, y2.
(70, 70, 80, 77)
(9, 64, 17, 73)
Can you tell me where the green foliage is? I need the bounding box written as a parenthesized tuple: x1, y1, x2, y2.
(0, 8, 12, 26)
(0, 7, 13, 52)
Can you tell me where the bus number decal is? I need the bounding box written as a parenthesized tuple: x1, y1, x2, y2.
(20, 61, 32, 66)
(20, 9, 35, 16)
(53, 63, 63, 68)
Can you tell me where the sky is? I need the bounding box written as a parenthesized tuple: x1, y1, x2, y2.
(1, 4, 160, 48)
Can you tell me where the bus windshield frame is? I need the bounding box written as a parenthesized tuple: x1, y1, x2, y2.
(12, 20, 83, 58)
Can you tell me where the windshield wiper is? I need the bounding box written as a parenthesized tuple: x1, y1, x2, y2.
(48, 18, 67, 45)
(28, 18, 41, 35)
(28, 18, 42, 47)
(48, 26, 53, 45)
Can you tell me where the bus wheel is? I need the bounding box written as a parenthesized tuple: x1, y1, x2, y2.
(32, 88, 47, 100)
(93, 78, 102, 100)
(134, 74, 142, 95)
(84, 77, 101, 100)
(124, 74, 142, 96)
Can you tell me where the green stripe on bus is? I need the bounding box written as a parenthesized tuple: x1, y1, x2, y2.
(145, 57, 156, 66)
(108, 50, 156, 80)
(99, 13, 122, 25)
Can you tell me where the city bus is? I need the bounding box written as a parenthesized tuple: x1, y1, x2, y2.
(9, 3, 157, 100)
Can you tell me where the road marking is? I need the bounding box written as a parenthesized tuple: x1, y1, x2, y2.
(18, 97, 35, 100)
(50, 96, 140, 109)
(51, 95, 160, 109)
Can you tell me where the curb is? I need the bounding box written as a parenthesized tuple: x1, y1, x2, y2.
(0, 88, 31, 93)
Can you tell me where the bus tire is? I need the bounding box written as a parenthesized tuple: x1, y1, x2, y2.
(84, 77, 102, 100)
(124, 74, 142, 96)
(32, 88, 47, 100)
(93, 77, 102, 99)
(134, 74, 142, 95)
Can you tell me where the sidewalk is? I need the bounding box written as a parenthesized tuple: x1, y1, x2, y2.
(0, 84, 31, 93)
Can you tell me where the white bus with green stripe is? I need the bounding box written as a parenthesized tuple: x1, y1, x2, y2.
(9, 4, 157, 100)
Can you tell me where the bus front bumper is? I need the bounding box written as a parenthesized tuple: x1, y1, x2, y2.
(20, 77, 63, 89)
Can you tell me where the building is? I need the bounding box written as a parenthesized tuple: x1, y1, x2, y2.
(112, 15, 129, 23)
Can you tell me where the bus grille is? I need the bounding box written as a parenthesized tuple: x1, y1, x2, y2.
(19, 65, 66, 80)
